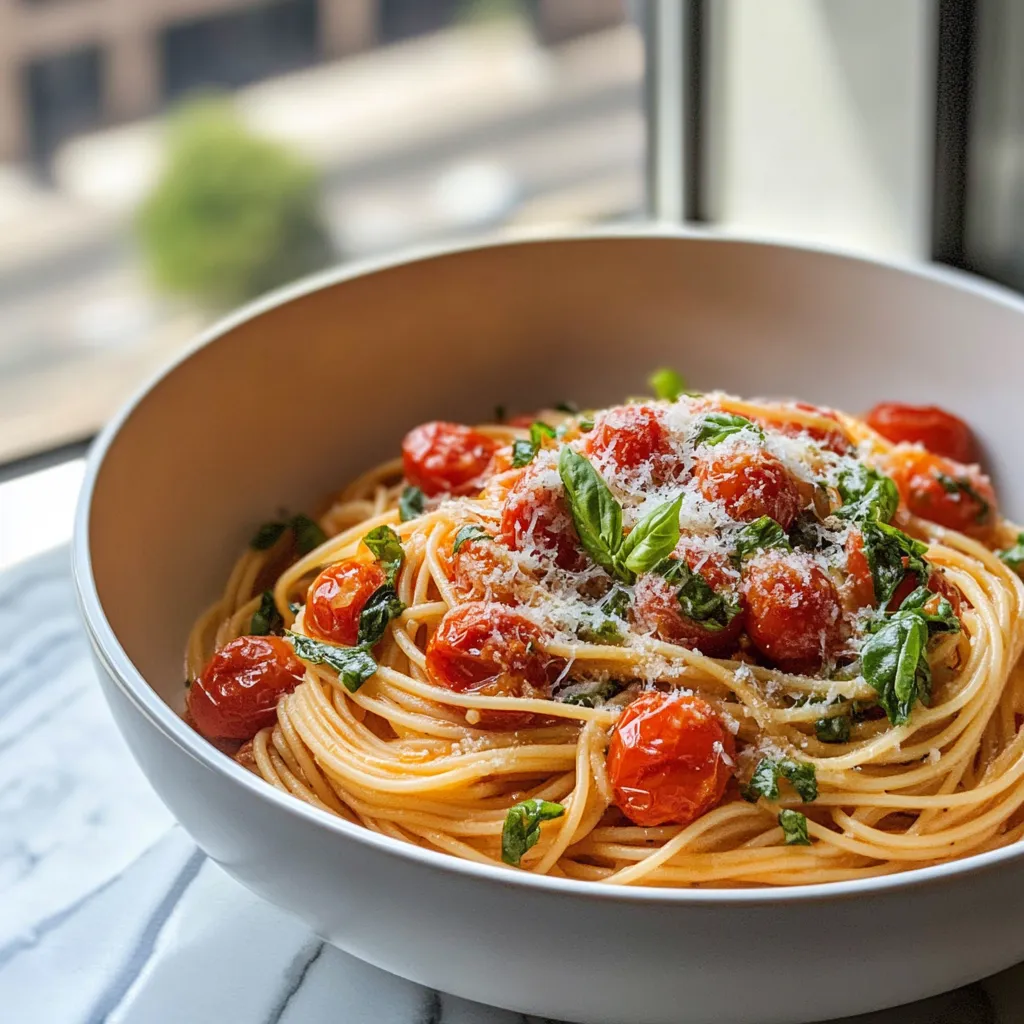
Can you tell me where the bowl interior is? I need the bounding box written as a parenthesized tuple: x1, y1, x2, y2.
(86, 233, 1024, 709)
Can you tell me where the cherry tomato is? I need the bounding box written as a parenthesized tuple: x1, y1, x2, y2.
(500, 467, 585, 571)
(866, 402, 975, 463)
(451, 536, 517, 603)
(743, 551, 842, 673)
(425, 602, 559, 729)
(188, 635, 305, 740)
(606, 690, 735, 827)
(763, 402, 851, 455)
(583, 405, 677, 479)
(306, 560, 386, 646)
(887, 565, 963, 619)
(885, 448, 996, 537)
(693, 448, 803, 529)
(632, 547, 743, 656)
(402, 421, 498, 497)
(842, 530, 876, 611)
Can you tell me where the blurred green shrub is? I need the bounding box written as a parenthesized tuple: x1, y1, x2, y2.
(137, 99, 335, 309)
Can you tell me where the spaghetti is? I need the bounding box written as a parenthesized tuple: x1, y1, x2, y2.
(184, 384, 1024, 887)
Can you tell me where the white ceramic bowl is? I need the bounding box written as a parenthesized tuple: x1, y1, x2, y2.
(74, 230, 1024, 1024)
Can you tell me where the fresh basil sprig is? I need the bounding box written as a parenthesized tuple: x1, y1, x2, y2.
(251, 513, 327, 554)
(576, 587, 631, 645)
(286, 632, 378, 693)
(250, 590, 283, 636)
(998, 532, 1024, 573)
(693, 412, 764, 447)
(649, 367, 687, 401)
(860, 521, 929, 606)
(833, 464, 899, 525)
(358, 525, 406, 644)
(557, 447, 681, 582)
(779, 809, 812, 845)
(501, 798, 565, 866)
(860, 585, 960, 725)
(733, 515, 791, 563)
(452, 524, 494, 555)
(512, 421, 557, 468)
(657, 558, 740, 630)
(742, 757, 818, 803)
(362, 525, 404, 583)
(814, 715, 851, 744)
(399, 486, 425, 522)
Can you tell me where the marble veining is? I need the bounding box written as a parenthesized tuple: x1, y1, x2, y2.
(2, 546, 1024, 1023)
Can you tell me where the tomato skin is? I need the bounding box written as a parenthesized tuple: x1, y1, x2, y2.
(888, 566, 963, 618)
(693, 448, 803, 530)
(306, 560, 386, 646)
(866, 403, 975, 463)
(500, 467, 585, 571)
(425, 602, 559, 728)
(742, 551, 843, 673)
(189, 635, 305, 740)
(842, 530, 876, 612)
(606, 691, 735, 827)
(583, 405, 677, 479)
(632, 547, 743, 656)
(452, 537, 517, 603)
(758, 403, 851, 455)
(402, 421, 498, 497)
(885, 448, 996, 537)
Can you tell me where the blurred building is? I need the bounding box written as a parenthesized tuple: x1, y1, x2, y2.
(0, 0, 623, 170)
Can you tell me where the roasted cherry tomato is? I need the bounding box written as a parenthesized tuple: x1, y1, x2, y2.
(402, 421, 498, 497)
(500, 466, 585, 571)
(757, 402, 851, 455)
(451, 535, 516, 603)
(306, 560, 386, 646)
(842, 530, 876, 612)
(425, 602, 559, 729)
(606, 691, 735, 827)
(887, 566, 964, 619)
(583, 405, 677, 480)
(632, 547, 743, 656)
(885, 448, 996, 537)
(866, 402, 975, 463)
(693, 448, 803, 530)
(188, 635, 305, 740)
(742, 551, 842, 673)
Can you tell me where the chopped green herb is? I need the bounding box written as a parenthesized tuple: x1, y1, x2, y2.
(452, 524, 493, 555)
(998, 533, 1024, 573)
(657, 558, 740, 630)
(935, 472, 991, 524)
(250, 520, 288, 550)
(357, 585, 405, 646)
(859, 520, 929, 606)
(286, 632, 378, 693)
(779, 809, 811, 845)
(511, 421, 556, 468)
(814, 715, 851, 743)
(362, 525, 404, 582)
(693, 412, 763, 448)
(833, 464, 899, 525)
(578, 417, 595, 432)
(399, 486, 425, 522)
(557, 679, 622, 707)
(501, 798, 565, 866)
(251, 514, 327, 554)
(250, 590, 283, 636)
(789, 511, 830, 553)
(576, 588, 631, 645)
(742, 757, 818, 803)
(648, 367, 687, 401)
(733, 516, 791, 563)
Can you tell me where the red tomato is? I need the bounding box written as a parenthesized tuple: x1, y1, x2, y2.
(402, 421, 498, 497)
(500, 467, 585, 571)
(451, 536, 517, 603)
(583, 405, 677, 479)
(887, 566, 963, 619)
(188, 635, 305, 740)
(632, 547, 743, 656)
(743, 551, 843, 673)
(425, 602, 559, 729)
(770, 402, 851, 455)
(866, 403, 975, 463)
(842, 530, 876, 611)
(885, 448, 996, 537)
(693, 448, 803, 529)
(306, 560, 386, 646)
(606, 691, 735, 827)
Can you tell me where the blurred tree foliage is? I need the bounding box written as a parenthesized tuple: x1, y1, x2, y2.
(136, 99, 335, 309)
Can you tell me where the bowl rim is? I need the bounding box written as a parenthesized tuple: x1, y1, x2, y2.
(73, 223, 1024, 906)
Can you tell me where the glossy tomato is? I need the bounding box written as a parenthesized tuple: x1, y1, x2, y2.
(583, 405, 677, 480)
(305, 560, 386, 646)
(425, 602, 559, 729)
(188, 635, 305, 740)
(499, 466, 585, 571)
(866, 402, 975, 463)
(842, 530, 876, 611)
(693, 448, 803, 530)
(451, 535, 516, 602)
(402, 421, 498, 497)
(606, 690, 735, 827)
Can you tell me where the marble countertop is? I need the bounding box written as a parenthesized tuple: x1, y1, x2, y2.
(3, 546, 1024, 1024)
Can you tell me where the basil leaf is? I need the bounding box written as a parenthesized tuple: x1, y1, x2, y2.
(779, 809, 811, 846)
(251, 520, 288, 550)
(998, 532, 1024, 572)
(555, 401, 579, 414)
(357, 585, 405, 646)
(362, 525, 404, 582)
(833, 464, 899, 524)
(733, 515, 791, 563)
(453, 524, 493, 555)
(501, 798, 565, 866)
(649, 367, 687, 401)
(693, 412, 763, 447)
(576, 588, 631, 645)
(290, 514, 328, 555)
(558, 446, 623, 578)
(742, 757, 817, 803)
(250, 590, 283, 636)
(896, 585, 961, 635)
(578, 417, 595, 432)
(657, 558, 740, 630)
(936, 471, 991, 524)
(286, 632, 377, 693)
(399, 486, 425, 522)
(860, 521, 929, 606)
(557, 679, 622, 707)
(619, 495, 683, 576)
(860, 612, 929, 725)
(815, 715, 851, 743)
(512, 421, 556, 468)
